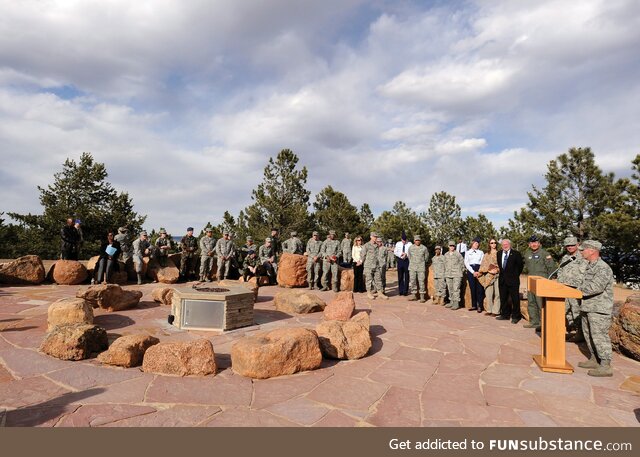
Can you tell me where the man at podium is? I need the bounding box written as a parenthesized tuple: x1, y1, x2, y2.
(576, 240, 615, 377)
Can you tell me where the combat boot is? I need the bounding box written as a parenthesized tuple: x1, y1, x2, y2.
(578, 356, 598, 369)
(367, 292, 376, 300)
(450, 303, 461, 310)
(588, 360, 613, 377)
(136, 273, 143, 285)
(408, 294, 418, 301)
(419, 294, 426, 303)
(379, 292, 389, 300)
(444, 302, 453, 308)
(320, 286, 330, 292)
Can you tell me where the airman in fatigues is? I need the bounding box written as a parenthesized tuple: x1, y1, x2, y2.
(523, 235, 556, 329)
(408, 235, 429, 303)
(576, 240, 615, 377)
(305, 232, 323, 290)
(444, 240, 465, 309)
(432, 246, 446, 305)
(242, 248, 260, 282)
(282, 231, 304, 255)
(320, 230, 342, 292)
(361, 232, 387, 300)
(154, 228, 172, 267)
(215, 231, 236, 281)
(557, 236, 587, 342)
(132, 231, 151, 285)
(115, 226, 132, 263)
(199, 228, 216, 282)
(341, 233, 352, 264)
(259, 237, 277, 285)
(376, 237, 389, 292)
(179, 227, 199, 281)
(386, 239, 396, 269)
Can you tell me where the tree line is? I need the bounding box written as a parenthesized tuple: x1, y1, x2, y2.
(1, 148, 638, 283)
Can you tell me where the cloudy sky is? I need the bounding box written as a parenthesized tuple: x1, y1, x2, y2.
(1, 0, 639, 235)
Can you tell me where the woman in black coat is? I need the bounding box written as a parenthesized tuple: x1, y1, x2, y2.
(95, 230, 121, 284)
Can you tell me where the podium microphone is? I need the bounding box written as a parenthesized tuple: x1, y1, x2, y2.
(548, 256, 576, 279)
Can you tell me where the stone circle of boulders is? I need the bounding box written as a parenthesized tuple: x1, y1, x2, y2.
(316, 311, 372, 360)
(611, 293, 640, 361)
(152, 286, 176, 306)
(0, 255, 46, 285)
(47, 297, 93, 331)
(274, 289, 326, 314)
(76, 284, 142, 312)
(40, 323, 108, 361)
(323, 291, 355, 321)
(219, 279, 259, 303)
(276, 253, 308, 288)
(231, 327, 322, 379)
(97, 334, 160, 368)
(52, 260, 89, 285)
(142, 338, 217, 376)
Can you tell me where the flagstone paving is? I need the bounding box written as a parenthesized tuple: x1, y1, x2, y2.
(0, 279, 638, 427)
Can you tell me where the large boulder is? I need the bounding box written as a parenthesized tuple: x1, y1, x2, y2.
(274, 289, 326, 314)
(86, 256, 100, 281)
(126, 257, 147, 281)
(276, 253, 308, 288)
(338, 266, 354, 292)
(146, 258, 180, 284)
(316, 311, 371, 359)
(52, 260, 88, 285)
(76, 284, 143, 312)
(323, 291, 355, 321)
(40, 324, 108, 361)
(231, 328, 322, 379)
(219, 279, 259, 303)
(427, 265, 435, 298)
(97, 334, 160, 368)
(111, 262, 129, 285)
(249, 275, 269, 287)
(142, 339, 216, 376)
(152, 286, 176, 306)
(47, 297, 93, 332)
(0, 255, 46, 285)
(611, 294, 640, 361)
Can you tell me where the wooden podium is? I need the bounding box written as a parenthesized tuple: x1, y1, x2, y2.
(528, 276, 583, 374)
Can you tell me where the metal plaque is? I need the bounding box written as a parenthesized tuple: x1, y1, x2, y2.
(181, 299, 225, 330)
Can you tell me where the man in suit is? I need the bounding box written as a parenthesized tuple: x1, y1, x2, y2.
(496, 239, 524, 324)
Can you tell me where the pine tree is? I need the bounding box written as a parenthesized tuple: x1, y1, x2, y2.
(460, 214, 497, 249)
(357, 203, 374, 235)
(423, 192, 463, 245)
(372, 201, 429, 245)
(312, 186, 361, 236)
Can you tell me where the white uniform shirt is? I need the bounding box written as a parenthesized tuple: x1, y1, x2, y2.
(464, 248, 484, 273)
(394, 241, 413, 259)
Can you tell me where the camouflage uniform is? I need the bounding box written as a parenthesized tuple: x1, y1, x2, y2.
(215, 236, 236, 280)
(408, 240, 429, 301)
(377, 243, 389, 291)
(577, 242, 614, 376)
(242, 250, 261, 281)
(132, 234, 151, 284)
(524, 245, 556, 326)
(306, 234, 323, 290)
(199, 234, 216, 281)
(361, 237, 383, 297)
(282, 236, 304, 255)
(179, 234, 198, 279)
(444, 247, 465, 309)
(321, 233, 342, 292)
(386, 240, 396, 269)
(259, 241, 277, 284)
(154, 233, 172, 267)
(114, 227, 132, 263)
(557, 246, 587, 335)
(432, 252, 446, 304)
(341, 236, 352, 264)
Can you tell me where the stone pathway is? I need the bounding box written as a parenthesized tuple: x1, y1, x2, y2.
(0, 279, 639, 427)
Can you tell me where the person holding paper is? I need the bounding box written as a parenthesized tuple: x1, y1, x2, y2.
(95, 230, 121, 284)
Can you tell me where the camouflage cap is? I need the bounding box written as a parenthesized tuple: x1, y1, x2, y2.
(580, 240, 602, 251)
(312, 231, 319, 236)
(329, 230, 336, 236)
(414, 235, 421, 241)
(290, 231, 297, 236)
(344, 232, 350, 236)
(563, 236, 578, 246)
(265, 237, 272, 243)
(246, 236, 253, 241)
(370, 231, 378, 238)
(387, 239, 392, 243)
(435, 245, 442, 250)
(448, 240, 456, 246)
(118, 226, 128, 233)
(159, 228, 167, 234)
(223, 230, 229, 235)
(206, 228, 213, 232)
(140, 230, 148, 236)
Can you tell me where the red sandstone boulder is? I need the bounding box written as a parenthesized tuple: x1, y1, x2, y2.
(152, 286, 176, 306)
(231, 328, 322, 379)
(47, 297, 93, 332)
(316, 311, 371, 360)
(97, 334, 160, 368)
(611, 294, 640, 361)
(146, 258, 180, 284)
(40, 324, 108, 361)
(0, 255, 46, 285)
(274, 289, 326, 314)
(338, 266, 354, 292)
(427, 265, 435, 298)
(52, 260, 88, 285)
(86, 256, 99, 280)
(126, 257, 148, 281)
(276, 253, 308, 288)
(76, 284, 142, 312)
(142, 339, 216, 376)
(219, 279, 259, 303)
(323, 291, 355, 321)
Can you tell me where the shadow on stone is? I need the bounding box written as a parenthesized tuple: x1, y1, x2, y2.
(253, 309, 293, 325)
(136, 300, 160, 310)
(4, 387, 106, 427)
(634, 409, 640, 423)
(370, 324, 387, 338)
(94, 313, 136, 330)
(215, 352, 232, 371)
(0, 325, 39, 333)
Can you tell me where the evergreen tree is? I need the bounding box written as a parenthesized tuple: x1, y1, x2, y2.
(9, 152, 146, 259)
(423, 192, 463, 245)
(312, 186, 361, 236)
(357, 203, 374, 235)
(243, 149, 312, 241)
(372, 201, 429, 245)
(460, 214, 497, 249)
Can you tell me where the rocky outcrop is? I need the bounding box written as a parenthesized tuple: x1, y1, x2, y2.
(276, 253, 308, 288)
(274, 289, 326, 314)
(611, 294, 640, 361)
(76, 284, 142, 312)
(147, 258, 180, 284)
(0, 255, 46, 285)
(152, 286, 175, 306)
(323, 291, 355, 321)
(231, 328, 322, 379)
(47, 297, 93, 331)
(338, 266, 354, 292)
(40, 324, 108, 361)
(97, 334, 160, 368)
(142, 339, 216, 376)
(52, 260, 88, 285)
(316, 311, 371, 359)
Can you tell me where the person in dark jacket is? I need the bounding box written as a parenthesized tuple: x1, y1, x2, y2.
(95, 230, 121, 284)
(60, 217, 81, 260)
(496, 239, 524, 324)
